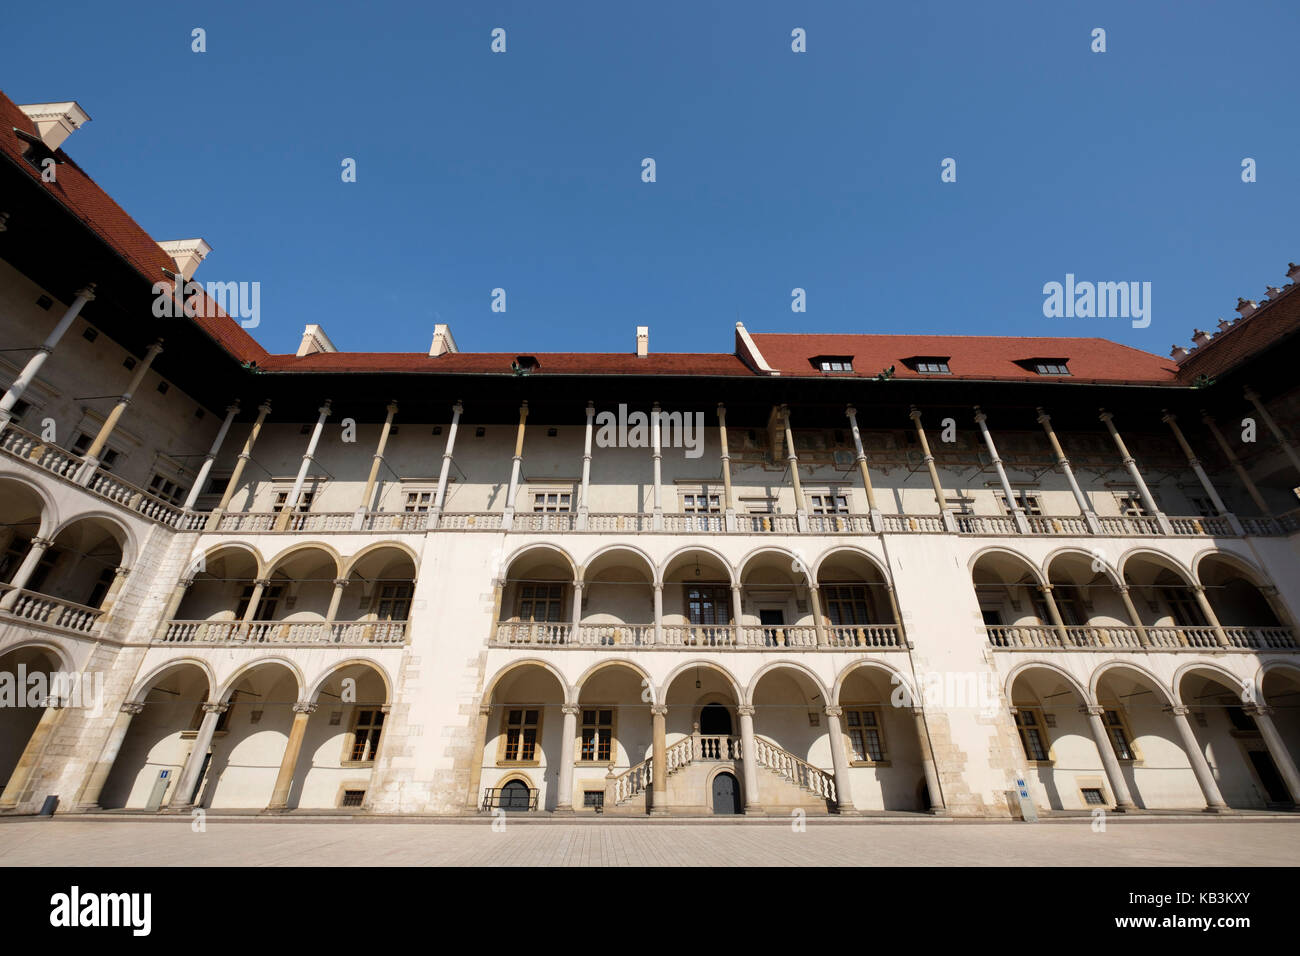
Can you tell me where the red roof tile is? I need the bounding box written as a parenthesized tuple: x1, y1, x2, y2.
(258, 351, 755, 376)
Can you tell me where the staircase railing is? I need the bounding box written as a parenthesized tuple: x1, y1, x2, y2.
(753, 738, 836, 802)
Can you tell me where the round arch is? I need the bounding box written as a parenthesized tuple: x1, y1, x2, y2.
(127, 657, 217, 705)
(0, 638, 72, 674)
(1003, 659, 1090, 705)
(1172, 661, 1248, 706)
(1043, 546, 1122, 587)
(660, 659, 742, 702)
(216, 656, 306, 703)
(501, 542, 577, 579)
(736, 545, 806, 583)
(746, 660, 830, 707)
(810, 544, 890, 582)
(967, 545, 1046, 585)
(659, 545, 735, 587)
(1257, 661, 1300, 707)
(1118, 548, 1195, 587)
(482, 658, 572, 704)
(49, 510, 137, 569)
(832, 659, 919, 706)
(1190, 549, 1269, 587)
(192, 541, 265, 579)
(1090, 660, 1175, 707)
(577, 543, 656, 583)
(264, 542, 344, 579)
(0, 470, 60, 538)
(573, 658, 654, 700)
(305, 658, 395, 704)
(341, 541, 421, 579)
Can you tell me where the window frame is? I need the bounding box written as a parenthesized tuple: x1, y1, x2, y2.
(841, 705, 889, 766)
(577, 706, 617, 765)
(1014, 706, 1053, 764)
(344, 707, 386, 765)
(497, 705, 544, 766)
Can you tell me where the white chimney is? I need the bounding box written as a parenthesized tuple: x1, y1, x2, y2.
(1236, 297, 1258, 319)
(1288, 263, 1300, 284)
(297, 324, 337, 357)
(1216, 318, 1233, 333)
(1191, 329, 1213, 348)
(636, 326, 649, 357)
(1265, 286, 1282, 300)
(430, 323, 458, 357)
(1170, 345, 1191, 362)
(158, 239, 212, 279)
(18, 102, 91, 151)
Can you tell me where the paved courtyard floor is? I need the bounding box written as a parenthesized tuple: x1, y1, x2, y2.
(3, 817, 1298, 866)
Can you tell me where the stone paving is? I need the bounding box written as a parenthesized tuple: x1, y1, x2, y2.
(2, 817, 1298, 866)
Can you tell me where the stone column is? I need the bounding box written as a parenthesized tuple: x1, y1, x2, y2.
(352, 401, 398, 527)
(1099, 410, 1172, 534)
(912, 707, 947, 813)
(183, 402, 240, 511)
(782, 405, 809, 531)
(266, 702, 316, 810)
(429, 401, 464, 528)
(466, 703, 492, 809)
(653, 582, 664, 645)
(0, 536, 51, 610)
(556, 704, 579, 813)
(1192, 585, 1232, 647)
(1082, 705, 1136, 811)
(172, 702, 227, 808)
(1035, 407, 1101, 533)
(1038, 583, 1071, 646)
(1165, 705, 1229, 812)
(1244, 704, 1300, 803)
(578, 402, 594, 529)
(1114, 584, 1151, 647)
(909, 406, 954, 531)
(884, 583, 908, 647)
(0, 284, 96, 426)
(730, 584, 743, 641)
(823, 705, 854, 814)
(650, 704, 668, 815)
(737, 705, 763, 813)
(808, 583, 829, 647)
(502, 401, 529, 531)
(1245, 387, 1300, 479)
(324, 578, 348, 625)
(274, 400, 331, 530)
(718, 404, 736, 531)
(209, 401, 271, 529)
(570, 581, 583, 644)
(76, 702, 145, 809)
(1162, 411, 1236, 531)
(77, 338, 164, 483)
(651, 402, 664, 530)
(845, 405, 881, 531)
(0, 695, 63, 808)
(975, 406, 1029, 534)
(240, 578, 269, 639)
(1201, 412, 1271, 516)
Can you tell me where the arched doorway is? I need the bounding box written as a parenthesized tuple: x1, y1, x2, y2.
(699, 703, 732, 736)
(711, 771, 741, 814)
(500, 778, 532, 811)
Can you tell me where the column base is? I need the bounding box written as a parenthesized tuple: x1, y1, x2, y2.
(1202, 805, 1233, 814)
(743, 805, 766, 816)
(925, 807, 951, 816)
(551, 806, 576, 816)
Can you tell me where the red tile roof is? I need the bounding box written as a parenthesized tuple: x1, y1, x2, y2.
(1174, 285, 1300, 383)
(257, 351, 754, 376)
(749, 333, 1180, 385)
(0, 90, 268, 364)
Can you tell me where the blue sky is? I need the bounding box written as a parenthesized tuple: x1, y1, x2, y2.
(6, 1, 1298, 357)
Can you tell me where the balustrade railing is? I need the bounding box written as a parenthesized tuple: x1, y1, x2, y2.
(695, 734, 742, 761)
(8, 590, 102, 634)
(157, 619, 408, 645)
(824, 624, 902, 648)
(955, 514, 1018, 535)
(492, 621, 572, 645)
(511, 512, 578, 532)
(738, 625, 818, 648)
(660, 624, 737, 647)
(573, 623, 655, 646)
(753, 739, 836, 802)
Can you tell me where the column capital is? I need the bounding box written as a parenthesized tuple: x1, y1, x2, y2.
(519, 400, 529, 414)
(27, 536, 52, 550)
(1164, 705, 1190, 717)
(1081, 705, 1106, 717)
(318, 400, 333, 417)
(332, 578, 350, 588)
(292, 701, 318, 715)
(144, 338, 165, 357)
(479, 703, 493, 717)
(202, 702, 229, 715)
(1160, 410, 1177, 424)
(586, 400, 595, 415)
(736, 704, 756, 717)
(823, 705, 842, 718)
(716, 402, 727, 417)
(650, 704, 669, 717)
(1242, 703, 1271, 718)
(908, 405, 923, 422)
(909, 706, 926, 718)
(973, 405, 987, 424)
(385, 401, 399, 417)
(452, 400, 464, 416)
(561, 704, 580, 716)
(113, 565, 130, 577)
(1035, 407, 1051, 424)
(845, 404, 857, 418)
(653, 581, 663, 592)
(1098, 409, 1114, 423)
(224, 401, 241, 416)
(75, 283, 97, 301)
(256, 401, 273, 417)
(1113, 583, 1129, 594)
(121, 702, 145, 716)
(253, 578, 271, 588)
(1243, 387, 1260, 403)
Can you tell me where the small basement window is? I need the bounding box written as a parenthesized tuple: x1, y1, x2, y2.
(1081, 788, 1106, 806)
(340, 790, 366, 808)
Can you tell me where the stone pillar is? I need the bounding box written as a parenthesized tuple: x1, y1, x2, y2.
(653, 582, 664, 645)
(1038, 583, 1071, 646)
(1245, 387, 1300, 479)
(578, 402, 594, 529)
(172, 702, 227, 808)
(556, 704, 579, 813)
(1036, 407, 1101, 533)
(209, 401, 271, 529)
(909, 406, 954, 531)
(352, 401, 398, 527)
(1201, 412, 1271, 516)
(570, 581, 583, 644)
(1114, 584, 1151, 647)
(274, 400, 331, 531)
(782, 405, 809, 531)
(845, 405, 881, 531)
(0, 536, 51, 610)
(1099, 410, 1173, 534)
(77, 338, 164, 483)
(718, 404, 736, 531)
(975, 406, 1029, 534)
(1082, 705, 1136, 811)
(0, 695, 62, 808)
(324, 578, 348, 625)
(466, 703, 492, 809)
(1244, 705, 1300, 804)
(1192, 585, 1232, 647)
(823, 705, 854, 813)
(1165, 705, 1229, 812)
(182, 402, 239, 511)
(1161, 411, 1235, 530)
(502, 401, 528, 531)
(730, 584, 743, 639)
(241, 578, 269, 630)
(76, 702, 145, 809)
(266, 702, 316, 810)
(884, 583, 908, 647)
(808, 583, 829, 646)
(912, 707, 947, 813)
(0, 284, 96, 425)
(429, 401, 464, 528)
(737, 705, 763, 813)
(651, 402, 664, 530)
(650, 704, 668, 815)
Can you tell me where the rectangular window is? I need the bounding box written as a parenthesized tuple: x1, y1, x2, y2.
(686, 585, 731, 625)
(1188, 495, 1217, 518)
(273, 490, 313, 514)
(843, 708, 886, 762)
(25, 546, 61, 594)
(403, 491, 433, 513)
(235, 584, 284, 621)
(914, 360, 951, 374)
(580, 708, 613, 762)
(1034, 362, 1070, 376)
(340, 790, 366, 808)
(7, 399, 30, 424)
(945, 497, 974, 515)
(148, 473, 187, 505)
(823, 584, 871, 626)
(683, 492, 721, 530)
(997, 491, 1043, 516)
(532, 492, 572, 513)
(373, 583, 412, 621)
(1103, 709, 1134, 760)
(1081, 787, 1106, 805)
(349, 709, 385, 762)
(810, 493, 849, 515)
(517, 584, 565, 622)
(818, 359, 853, 372)
(502, 708, 541, 762)
(1161, 587, 1207, 628)
(1015, 708, 1050, 762)
(1116, 494, 1149, 517)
